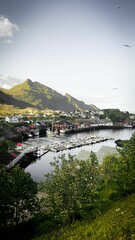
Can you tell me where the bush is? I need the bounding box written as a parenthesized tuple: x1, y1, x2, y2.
(40, 153, 102, 224)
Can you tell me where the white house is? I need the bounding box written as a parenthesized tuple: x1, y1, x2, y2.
(99, 119, 113, 126)
(5, 116, 20, 123)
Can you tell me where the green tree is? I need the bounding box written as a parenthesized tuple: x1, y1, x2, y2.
(40, 153, 102, 224)
(0, 167, 14, 228)
(102, 133, 135, 199)
(117, 133, 135, 195)
(101, 154, 121, 200)
(102, 109, 129, 122)
(0, 140, 11, 165)
(11, 166, 39, 224)
(0, 166, 39, 229)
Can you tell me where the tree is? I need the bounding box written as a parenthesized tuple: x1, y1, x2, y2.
(0, 166, 39, 229)
(0, 140, 11, 165)
(102, 133, 135, 198)
(0, 167, 13, 228)
(102, 109, 129, 122)
(117, 133, 135, 195)
(40, 153, 102, 224)
(101, 154, 121, 200)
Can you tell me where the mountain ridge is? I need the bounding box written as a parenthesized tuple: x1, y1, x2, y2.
(0, 79, 99, 112)
(65, 93, 99, 111)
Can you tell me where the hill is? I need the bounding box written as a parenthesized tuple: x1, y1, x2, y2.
(0, 89, 34, 108)
(0, 79, 98, 112)
(33, 194, 135, 240)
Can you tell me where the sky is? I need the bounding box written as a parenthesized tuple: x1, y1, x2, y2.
(0, 0, 135, 113)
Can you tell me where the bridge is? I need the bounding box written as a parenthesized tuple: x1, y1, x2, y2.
(6, 146, 38, 169)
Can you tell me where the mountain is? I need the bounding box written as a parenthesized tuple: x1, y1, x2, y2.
(65, 93, 99, 112)
(0, 79, 99, 112)
(0, 89, 34, 108)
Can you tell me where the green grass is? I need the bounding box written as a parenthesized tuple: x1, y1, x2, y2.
(34, 194, 135, 240)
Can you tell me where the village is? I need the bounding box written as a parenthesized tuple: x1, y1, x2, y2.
(0, 108, 134, 141)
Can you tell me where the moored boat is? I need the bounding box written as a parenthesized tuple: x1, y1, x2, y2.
(60, 129, 66, 134)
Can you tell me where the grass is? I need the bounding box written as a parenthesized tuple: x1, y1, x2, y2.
(33, 194, 135, 240)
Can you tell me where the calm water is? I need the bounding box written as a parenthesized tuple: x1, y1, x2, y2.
(25, 128, 134, 182)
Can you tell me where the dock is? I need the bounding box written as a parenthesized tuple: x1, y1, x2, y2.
(47, 135, 114, 152)
(7, 134, 114, 169)
(6, 146, 49, 169)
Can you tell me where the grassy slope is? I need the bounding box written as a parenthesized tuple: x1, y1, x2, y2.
(2, 80, 99, 111)
(34, 194, 135, 240)
(6, 80, 76, 111)
(0, 104, 38, 116)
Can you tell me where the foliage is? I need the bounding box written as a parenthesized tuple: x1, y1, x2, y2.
(115, 139, 129, 147)
(40, 153, 102, 224)
(33, 194, 135, 240)
(101, 133, 135, 198)
(101, 108, 129, 122)
(0, 140, 11, 165)
(33, 133, 135, 239)
(0, 166, 39, 230)
(117, 133, 135, 194)
(0, 139, 9, 151)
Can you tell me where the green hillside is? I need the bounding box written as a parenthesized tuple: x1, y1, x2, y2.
(0, 89, 34, 109)
(2, 80, 77, 111)
(33, 134, 135, 240)
(0, 134, 135, 240)
(0, 79, 99, 112)
(33, 194, 135, 240)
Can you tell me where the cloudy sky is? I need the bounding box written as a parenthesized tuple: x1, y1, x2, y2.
(0, 0, 135, 112)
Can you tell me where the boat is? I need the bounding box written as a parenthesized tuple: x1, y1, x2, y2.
(123, 124, 132, 128)
(46, 128, 55, 137)
(28, 133, 33, 138)
(33, 129, 39, 136)
(54, 128, 59, 134)
(60, 129, 66, 134)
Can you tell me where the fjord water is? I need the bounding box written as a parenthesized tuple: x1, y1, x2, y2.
(25, 128, 134, 182)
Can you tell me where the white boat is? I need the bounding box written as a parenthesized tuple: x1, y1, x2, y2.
(123, 124, 132, 128)
(46, 128, 55, 137)
(33, 130, 39, 136)
(54, 129, 59, 134)
(28, 133, 33, 138)
(60, 129, 65, 134)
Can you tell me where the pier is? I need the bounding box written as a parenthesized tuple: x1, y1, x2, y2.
(64, 124, 129, 134)
(45, 135, 114, 152)
(6, 146, 49, 169)
(7, 134, 114, 169)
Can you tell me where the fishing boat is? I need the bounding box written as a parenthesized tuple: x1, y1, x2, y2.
(46, 128, 55, 137)
(60, 128, 65, 134)
(54, 128, 59, 134)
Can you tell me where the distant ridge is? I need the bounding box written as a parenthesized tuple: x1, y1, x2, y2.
(0, 79, 99, 112)
(65, 93, 99, 112)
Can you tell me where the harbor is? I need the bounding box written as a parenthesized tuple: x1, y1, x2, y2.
(43, 135, 113, 152)
(16, 134, 113, 154)
(8, 134, 112, 169)
(7, 128, 134, 180)
(24, 128, 134, 182)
